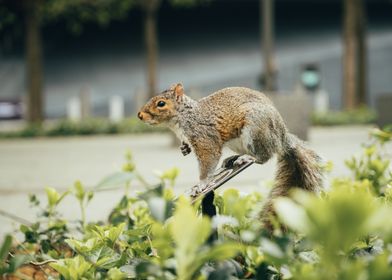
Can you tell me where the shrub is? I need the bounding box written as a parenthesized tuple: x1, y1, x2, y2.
(312, 107, 377, 126)
(1, 129, 392, 279)
(0, 118, 167, 139)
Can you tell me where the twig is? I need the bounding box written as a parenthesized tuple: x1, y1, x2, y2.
(190, 157, 256, 204)
(0, 209, 32, 226)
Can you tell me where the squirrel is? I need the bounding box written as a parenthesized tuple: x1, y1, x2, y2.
(138, 83, 323, 227)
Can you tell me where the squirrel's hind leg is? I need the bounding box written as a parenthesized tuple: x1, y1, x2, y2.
(239, 126, 277, 165)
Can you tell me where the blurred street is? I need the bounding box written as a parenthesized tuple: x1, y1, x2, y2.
(0, 125, 384, 237)
(2, 27, 391, 118)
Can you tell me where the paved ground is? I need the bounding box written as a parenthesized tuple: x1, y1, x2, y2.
(0, 126, 385, 237)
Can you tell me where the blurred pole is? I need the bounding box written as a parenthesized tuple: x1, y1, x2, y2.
(261, 0, 277, 92)
(357, 0, 367, 106)
(67, 97, 81, 121)
(343, 0, 367, 109)
(109, 96, 124, 122)
(143, 0, 161, 100)
(79, 86, 91, 120)
(24, 0, 44, 124)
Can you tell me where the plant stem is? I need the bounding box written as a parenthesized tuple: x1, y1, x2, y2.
(80, 201, 86, 229)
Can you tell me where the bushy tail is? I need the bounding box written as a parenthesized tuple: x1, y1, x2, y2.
(262, 134, 323, 229)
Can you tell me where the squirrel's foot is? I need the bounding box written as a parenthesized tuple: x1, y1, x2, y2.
(180, 142, 192, 156)
(221, 155, 240, 168)
(189, 181, 207, 197)
(233, 155, 256, 166)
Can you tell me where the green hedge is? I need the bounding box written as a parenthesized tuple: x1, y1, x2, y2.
(311, 107, 377, 126)
(0, 118, 167, 138)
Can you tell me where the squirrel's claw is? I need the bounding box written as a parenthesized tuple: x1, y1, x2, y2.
(189, 182, 206, 197)
(233, 155, 256, 166)
(180, 142, 192, 156)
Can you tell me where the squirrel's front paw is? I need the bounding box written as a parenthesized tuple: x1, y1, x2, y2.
(180, 142, 192, 156)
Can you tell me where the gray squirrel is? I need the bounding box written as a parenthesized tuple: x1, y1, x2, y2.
(138, 83, 323, 226)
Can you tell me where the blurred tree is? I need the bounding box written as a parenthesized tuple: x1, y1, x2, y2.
(141, 0, 160, 100)
(343, 0, 368, 109)
(139, 0, 209, 100)
(0, 0, 135, 125)
(25, 0, 44, 124)
(0, 0, 44, 124)
(260, 0, 277, 92)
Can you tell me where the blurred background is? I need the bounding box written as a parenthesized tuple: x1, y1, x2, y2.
(0, 0, 391, 234)
(0, 0, 391, 121)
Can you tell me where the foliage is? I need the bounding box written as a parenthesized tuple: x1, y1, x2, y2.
(345, 128, 392, 195)
(1, 128, 392, 279)
(0, 118, 167, 139)
(312, 107, 377, 126)
(43, 0, 136, 35)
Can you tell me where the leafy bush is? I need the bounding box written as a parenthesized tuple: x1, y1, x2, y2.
(1, 129, 392, 279)
(0, 118, 167, 138)
(312, 107, 377, 126)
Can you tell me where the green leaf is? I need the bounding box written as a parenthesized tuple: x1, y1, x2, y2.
(73, 181, 85, 202)
(106, 223, 125, 245)
(66, 238, 101, 254)
(135, 261, 162, 278)
(147, 197, 173, 223)
(170, 196, 211, 280)
(260, 238, 285, 259)
(119, 264, 137, 278)
(45, 187, 60, 207)
(50, 255, 92, 280)
(138, 184, 164, 201)
(50, 262, 71, 279)
(199, 242, 241, 263)
(8, 255, 32, 272)
(0, 235, 12, 261)
(274, 197, 309, 233)
(96, 172, 135, 190)
(108, 267, 126, 280)
(170, 197, 211, 251)
(157, 167, 180, 186)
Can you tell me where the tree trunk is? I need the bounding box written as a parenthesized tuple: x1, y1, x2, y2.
(143, 0, 160, 100)
(343, 0, 357, 109)
(25, 0, 44, 124)
(343, 0, 367, 109)
(357, 0, 367, 106)
(261, 0, 277, 92)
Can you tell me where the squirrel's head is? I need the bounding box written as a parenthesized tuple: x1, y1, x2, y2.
(137, 83, 186, 125)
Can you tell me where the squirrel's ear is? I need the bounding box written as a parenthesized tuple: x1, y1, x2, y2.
(171, 83, 184, 100)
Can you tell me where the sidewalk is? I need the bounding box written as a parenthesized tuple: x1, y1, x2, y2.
(0, 126, 379, 237)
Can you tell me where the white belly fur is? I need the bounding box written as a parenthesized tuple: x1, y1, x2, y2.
(170, 123, 190, 144)
(225, 127, 252, 155)
(225, 137, 247, 154)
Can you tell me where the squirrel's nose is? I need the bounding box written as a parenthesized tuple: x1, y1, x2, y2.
(137, 112, 143, 120)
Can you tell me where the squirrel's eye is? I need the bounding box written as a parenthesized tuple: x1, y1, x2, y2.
(157, 101, 166, 107)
